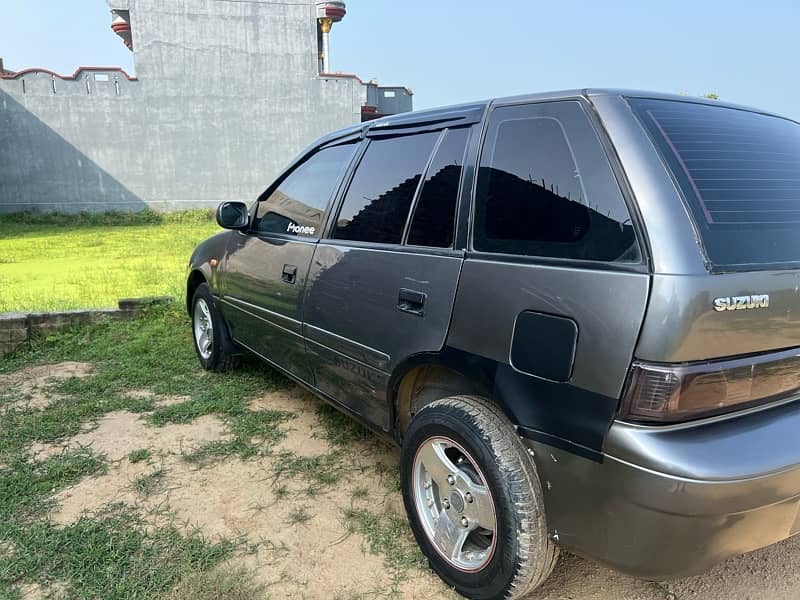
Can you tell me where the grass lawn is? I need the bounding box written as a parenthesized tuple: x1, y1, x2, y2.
(0, 211, 220, 313)
(0, 306, 283, 599)
(0, 305, 430, 599)
(0, 210, 439, 598)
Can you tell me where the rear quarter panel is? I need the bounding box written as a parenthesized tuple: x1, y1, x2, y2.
(446, 259, 649, 457)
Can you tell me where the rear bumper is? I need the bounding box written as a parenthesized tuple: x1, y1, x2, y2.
(526, 399, 800, 579)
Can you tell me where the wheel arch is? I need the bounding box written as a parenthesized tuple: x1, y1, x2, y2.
(390, 350, 500, 437)
(186, 268, 209, 315)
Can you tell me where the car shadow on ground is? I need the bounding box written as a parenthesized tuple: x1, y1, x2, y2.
(530, 531, 800, 600)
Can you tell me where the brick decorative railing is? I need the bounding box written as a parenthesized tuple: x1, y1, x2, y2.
(0, 296, 173, 358)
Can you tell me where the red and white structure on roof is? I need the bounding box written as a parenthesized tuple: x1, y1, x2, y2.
(316, 1, 346, 74)
(110, 10, 133, 51)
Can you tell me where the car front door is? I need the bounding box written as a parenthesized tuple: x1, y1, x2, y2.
(302, 123, 476, 430)
(218, 140, 359, 383)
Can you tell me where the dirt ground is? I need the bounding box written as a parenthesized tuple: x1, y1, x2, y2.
(1, 362, 92, 411)
(6, 362, 800, 599)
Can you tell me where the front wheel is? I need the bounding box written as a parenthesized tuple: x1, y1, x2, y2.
(401, 395, 558, 600)
(191, 283, 240, 372)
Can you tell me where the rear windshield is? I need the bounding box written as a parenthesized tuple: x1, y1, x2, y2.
(630, 98, 800, 270)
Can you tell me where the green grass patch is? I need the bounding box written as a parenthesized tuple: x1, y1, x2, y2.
(271, 450, 349, 487)
(0, 447, 238, 598)
(182, 422, 288, 465)
(350, 485, 369, 500)
(0, 306, 289, 598)
(0, 305, 288, 461)
(0, 505, 238, 599)
(0, 209, 215, 228)
(0, 290, 418, 597)
(0, 392, 154, 459)
(0, 209, 219, 312)
(0, 448, 105, 522)
(315, 403, 373, 447)
(133, 468, 167, 497)
(341, 507, 426, 573)
(273, 484, 289, 501)
(285, 507, 312, 526)
(128, 449, 152, 464)
(171, 401, 294, 465)
(164, 566, 267, 600)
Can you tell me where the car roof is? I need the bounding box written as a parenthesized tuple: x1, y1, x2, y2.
(318, 88, 794, 147)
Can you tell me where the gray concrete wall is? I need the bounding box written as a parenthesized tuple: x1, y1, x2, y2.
(0, 0, 405, 213)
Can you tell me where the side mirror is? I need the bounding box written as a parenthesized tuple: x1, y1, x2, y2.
(216, 201, 249, 230)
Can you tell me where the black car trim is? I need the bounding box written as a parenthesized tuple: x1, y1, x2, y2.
(493, 363, 615, 463)
(454, 122, 485, 252)
(463, 252, 649, 274)
(517, 426, 602, 462)
(319, 131, 363, 149)
(400, 129, 448, 246)
(239, 230, 320, 245)
(321, 138, 371, 240)
(315, 239, 464, 259)
(365, 106, 484, 135)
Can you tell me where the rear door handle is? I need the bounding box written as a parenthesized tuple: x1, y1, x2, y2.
(397, 288, 426, 316)
(282, 264, 297, 284)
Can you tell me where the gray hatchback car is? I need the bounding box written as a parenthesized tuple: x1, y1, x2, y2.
(187, 89, 800, 600)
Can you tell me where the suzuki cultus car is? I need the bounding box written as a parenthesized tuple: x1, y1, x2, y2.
(187, 90, 800, 600)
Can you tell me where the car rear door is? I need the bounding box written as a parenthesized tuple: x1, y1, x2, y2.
(446, 99, 650, 460)
(219, 140, 359, 384)
(302, 113, 480, 430)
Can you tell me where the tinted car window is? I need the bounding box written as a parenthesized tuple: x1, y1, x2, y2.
(333, 132, 440, 244)
(254, 142, 357, 237)
(631, 98, 800, 270)
(406, 127, 469, 248)
(474, 101, 639, 262)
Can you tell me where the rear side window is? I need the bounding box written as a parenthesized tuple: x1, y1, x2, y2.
(631, 98, 800, 270)
(406, 127, 469, 248)
(474, 101, 639, 262)
(333, 132, 439, 244)
(253, 142, 357, 237)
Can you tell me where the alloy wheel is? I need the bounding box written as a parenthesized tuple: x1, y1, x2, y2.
(193, 297, 214, 360)
(412, 436, 497, 572)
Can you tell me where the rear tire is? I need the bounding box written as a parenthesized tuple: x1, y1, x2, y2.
(191, 283, 240, 372)
(401, 395, 558, 600)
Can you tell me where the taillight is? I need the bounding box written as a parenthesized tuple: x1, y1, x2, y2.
(620, 348, 800, 423)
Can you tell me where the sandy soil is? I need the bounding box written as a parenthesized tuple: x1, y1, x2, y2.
(0, 361, 92, 410)
(17, 582, 66, 600)
(47, 391, 446, 599)
(9, 363, 800, 599)
(30, 411, 228, 463)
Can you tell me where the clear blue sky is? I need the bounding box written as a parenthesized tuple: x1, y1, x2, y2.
(2, 0, 798, 119)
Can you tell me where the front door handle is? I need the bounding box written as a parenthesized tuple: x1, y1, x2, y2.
(397, 288, 426, 316)
(282, 264, 297, 284)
